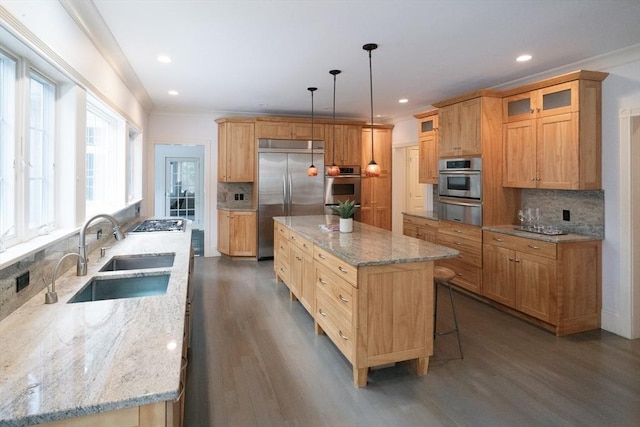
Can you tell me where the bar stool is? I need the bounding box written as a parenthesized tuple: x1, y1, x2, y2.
(433, 266, 463, 359)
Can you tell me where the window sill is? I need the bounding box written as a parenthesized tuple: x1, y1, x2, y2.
(0, 228, 77, 270)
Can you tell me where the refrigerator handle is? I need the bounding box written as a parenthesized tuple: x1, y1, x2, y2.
(287, 172, 293, 216)
(282, 173, 287, 215)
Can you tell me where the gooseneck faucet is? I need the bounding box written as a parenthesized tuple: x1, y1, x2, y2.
(77, 214, 126, 276)
(45, 252, 81, 304)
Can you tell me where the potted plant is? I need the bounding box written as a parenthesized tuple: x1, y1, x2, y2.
(331, 199, 355, 233)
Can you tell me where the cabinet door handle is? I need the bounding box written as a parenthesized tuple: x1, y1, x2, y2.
(509, 257, 515, 261)
(338, 266, 348, 274)
(530, 109, 535, 114)
(515, 258, 521, 263)
(296, 256, 302, 261)
(453, 229, 462, 233)
(338, 330, 349, 340)
(536, 177, 541, 181)
(493, 237, 504, 242)
(454, 242, 463, 246)
(303, 243, 309, 249)
(339, 294, 349, 303)
(318, 253, 326, 259)
(318, 308, 327, 317)
(318, 278, 327, 285)
(531, 177, 536, 181)
(456, 273, 463, 277)
(527, 244, 540, 250)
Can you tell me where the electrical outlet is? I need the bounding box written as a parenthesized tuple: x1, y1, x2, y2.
(239, 194, 244, 200)
(97, 229, 103, 239)
(563, 210, 570, 221)
(16, 271, 29, 292)
(234, 193, 239, 200)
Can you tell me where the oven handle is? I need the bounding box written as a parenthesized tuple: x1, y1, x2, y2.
(439, 197, 482, 207)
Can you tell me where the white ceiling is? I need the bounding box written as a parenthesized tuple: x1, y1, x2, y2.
(72, 0, 640, 122)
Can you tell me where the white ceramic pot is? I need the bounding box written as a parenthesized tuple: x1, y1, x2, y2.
(339, 217, 353, 233)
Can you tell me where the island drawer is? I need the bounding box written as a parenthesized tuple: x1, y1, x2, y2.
(437, 258, 481, 294)
(314, 247, 358, 286)
(315, 290, 354, 362)
(289, 231, 313, 255)
(274, 221, 290, 240)
(436, 232, 482, 268)
(316, 264, 354, 319)
(484, 231, 556, 259)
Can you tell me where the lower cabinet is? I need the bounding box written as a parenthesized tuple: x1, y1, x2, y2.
(403, 215, 438, 243)
(217, 210, 257, 257)
(436, 221, 482, 294)
(288, 231, 315, 313)
(482, 231, 601, 335)
(39, 401, 183, 427)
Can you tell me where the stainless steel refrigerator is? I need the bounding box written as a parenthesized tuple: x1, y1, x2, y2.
(257, 139, 325, 259)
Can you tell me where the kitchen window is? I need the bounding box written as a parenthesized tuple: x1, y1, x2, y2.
(0, 50, 16, 245)
(85, 94, 126, 216)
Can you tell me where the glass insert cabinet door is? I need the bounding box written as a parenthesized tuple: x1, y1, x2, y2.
(165, 157, 199, 223)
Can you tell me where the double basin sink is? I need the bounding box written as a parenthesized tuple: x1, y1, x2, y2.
(68, 253, 175, 304)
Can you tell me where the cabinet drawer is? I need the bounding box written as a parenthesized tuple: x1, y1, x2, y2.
(314, 247, 357, 286)
(289, 231, 313, 255)
(438, 220, 482, 242)
(437, 233, 482, 268)
(403, 215, 438, 229)
(438, 258, 482, 294)
(274, 222, 290, 240)
(275, 257, 289, 284)
(316, 264, 354, 319)
(484, 231, 556, 259)
(315, 290, 354, 361)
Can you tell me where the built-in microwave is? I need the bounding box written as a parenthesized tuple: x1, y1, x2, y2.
(438, 157, 482, 200)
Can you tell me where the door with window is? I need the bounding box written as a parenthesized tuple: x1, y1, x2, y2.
(165, 157, 200, 226)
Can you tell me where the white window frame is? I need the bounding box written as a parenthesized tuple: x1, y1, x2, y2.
(0, 48, 17, 249)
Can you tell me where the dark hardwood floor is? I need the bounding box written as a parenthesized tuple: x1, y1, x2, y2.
(184, 256, 640, 427)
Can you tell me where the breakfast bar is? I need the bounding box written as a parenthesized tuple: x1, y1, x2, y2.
(273, 215, 458, 387)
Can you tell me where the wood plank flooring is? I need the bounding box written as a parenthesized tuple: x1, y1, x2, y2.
(184, 256, 640, 427)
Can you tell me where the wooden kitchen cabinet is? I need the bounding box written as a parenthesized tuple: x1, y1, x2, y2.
(256, 118, 324, 140)
(361, 175, 391, 230)
(501, 71, 608, 190)
(217, 210, 256, 257)
(482, 230, 601, 335)
(436, 221, 482, 294)
(403, 214, 438, 243)
(288, 230, 315, 314)
(216, 119, 255, 182)
(361, 126, 392, 175)
(414, 110, 439, 184)
(324, 124, 362, 166)
(437, 98, 482, 157)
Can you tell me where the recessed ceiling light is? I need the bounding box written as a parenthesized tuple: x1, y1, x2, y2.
(399, 98, 408, 104)
(157, 55, 172, 63)
(168, 90, 179, 96)
(516, 54, 532, 62)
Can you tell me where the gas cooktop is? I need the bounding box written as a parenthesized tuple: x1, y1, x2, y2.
(129, 219, 185, 233)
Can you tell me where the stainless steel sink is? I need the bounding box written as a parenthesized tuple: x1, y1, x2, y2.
(68, 273, 170, 303)
(99, 253, 175, 272)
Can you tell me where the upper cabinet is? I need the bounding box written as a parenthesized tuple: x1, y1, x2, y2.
(360, 125, 393, 230)
(361, 126, 392, 175)
(216, 119, 255, 182)
(256, 118, 324, 140)
(501, 71, 608, 190)
(437, 98, 482, 157)
(324, 124, 362, 166)
(414, 110, 438, 184)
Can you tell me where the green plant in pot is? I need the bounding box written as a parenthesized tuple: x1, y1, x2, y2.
(331, 199, 355, 233)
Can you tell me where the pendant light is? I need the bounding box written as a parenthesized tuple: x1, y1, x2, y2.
(363, 43, 381, 178)
(327, 69, 341, 177)
(307, 87, 319, 177)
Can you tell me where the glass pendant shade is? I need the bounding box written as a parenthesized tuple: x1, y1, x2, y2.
(365, 160, 380, 177)
(363, 43, 380, 178)
(306, 87, 318, 177)
(327, 69, 342, 177)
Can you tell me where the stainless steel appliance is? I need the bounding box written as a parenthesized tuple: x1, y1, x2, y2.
(258, 139, 325, 259)
(324, 166, 361, 221)
(438, 157, 482, 226)
(128, 219, 185, 233)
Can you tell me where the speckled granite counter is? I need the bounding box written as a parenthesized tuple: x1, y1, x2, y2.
(0, 224, 192, 426)
(401, 210, 439, 221)
(483, 225, 603, 243)
(273, 215, 458, 266)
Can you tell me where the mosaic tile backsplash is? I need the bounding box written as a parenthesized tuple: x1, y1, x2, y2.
(0, 203, 141, 321)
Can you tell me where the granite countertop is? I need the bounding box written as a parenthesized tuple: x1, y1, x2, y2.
(274, 215, 458, 266)
(483, 225, 603, 243)
(0, 223, 193, 426)
(401, 210, 439, 221)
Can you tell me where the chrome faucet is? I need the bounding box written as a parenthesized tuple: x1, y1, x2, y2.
(77, 214, 126, 276)
(45, 252, 81, 304)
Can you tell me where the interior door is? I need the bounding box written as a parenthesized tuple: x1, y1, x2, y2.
(165, 157, 201, 227)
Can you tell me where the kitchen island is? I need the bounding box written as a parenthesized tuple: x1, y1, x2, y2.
(273, 215, 458, 387)
(0, 222, 193, 426)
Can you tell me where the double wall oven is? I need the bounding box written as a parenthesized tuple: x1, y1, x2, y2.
(324, 166, 361, 221)
(438, 157, 482, 226)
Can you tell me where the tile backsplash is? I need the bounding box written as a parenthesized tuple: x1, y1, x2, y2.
(0, 203, 141, 321)
(521, 189, 604, 237)
(217, 182, 253, 209)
